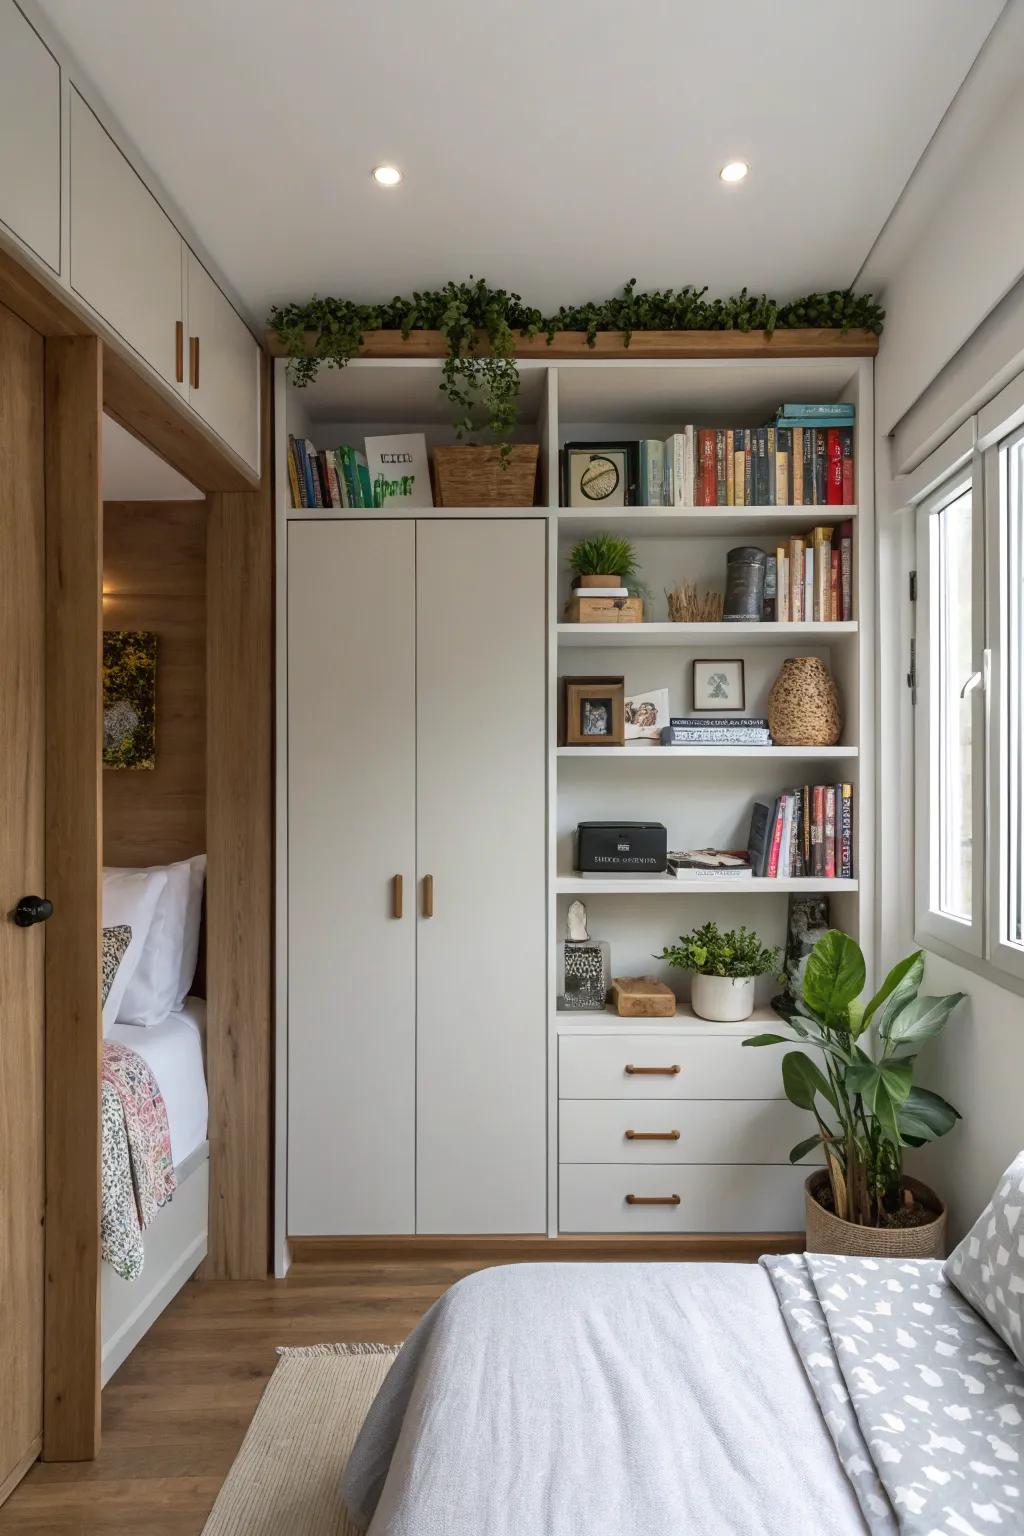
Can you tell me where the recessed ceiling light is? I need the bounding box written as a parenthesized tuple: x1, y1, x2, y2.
(372, 164, 403, 187)
(719, 160, 749, 184)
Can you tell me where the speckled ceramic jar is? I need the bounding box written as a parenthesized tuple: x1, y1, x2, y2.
(768, 656, 841, 746)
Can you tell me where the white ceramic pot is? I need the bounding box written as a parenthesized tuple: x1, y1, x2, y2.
(690, 972, 756, 1022)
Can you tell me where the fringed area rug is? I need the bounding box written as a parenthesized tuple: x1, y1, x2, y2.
(201, 1343, 399, 1535)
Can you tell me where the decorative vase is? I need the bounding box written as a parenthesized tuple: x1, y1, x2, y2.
(576, 573, 622, 588)
(804, 1171, 947, 1259)
(690, 972, 755, 1022)
(767, 656, 841, 746)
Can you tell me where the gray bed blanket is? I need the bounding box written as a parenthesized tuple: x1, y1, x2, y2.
(342, 1261, 869, 1535)
(762, 1253, 1024, 1536)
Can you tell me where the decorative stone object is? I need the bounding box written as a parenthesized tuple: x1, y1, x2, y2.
(557, 901, 610, 1011)
(767, 656, 841, 746)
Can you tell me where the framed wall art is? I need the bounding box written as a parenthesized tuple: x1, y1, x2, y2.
(103, 630, 158, 769)
(563, 675, 625, 746)
(692, 658, 745, 712)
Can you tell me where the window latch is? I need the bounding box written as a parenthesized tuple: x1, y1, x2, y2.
(960, 669, 983, 700)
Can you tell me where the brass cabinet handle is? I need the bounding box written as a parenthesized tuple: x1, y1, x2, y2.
(392, 874, 403, 919)
(423, 874, 434, 918)
(189, 334, 200, 389)
(625, 1129, 680, 1141)
(624, 1063, 680, 1076)
(175, 320, 184, 383)
(626, 1194, 681, 1206)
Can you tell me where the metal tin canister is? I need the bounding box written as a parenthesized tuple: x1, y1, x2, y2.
(723, 545, 768, 621)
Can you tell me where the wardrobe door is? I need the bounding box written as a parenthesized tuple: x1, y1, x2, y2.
(416, 519, 547, 1233)
(287, 521, 416, 1234)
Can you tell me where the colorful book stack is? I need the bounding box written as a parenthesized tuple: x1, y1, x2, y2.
(287, 435, 374, 508)
(747, 784, 855, 880)
(772, 521, 854, 622)
(660, 716, 771, 747)
(667, 849, 752, 880)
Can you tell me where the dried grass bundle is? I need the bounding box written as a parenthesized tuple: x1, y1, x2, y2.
(665, 582, 725, 623)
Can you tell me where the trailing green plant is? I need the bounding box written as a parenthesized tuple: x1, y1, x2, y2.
(268, 278, 885, 441)
(657, 921, 780, 979)
(568, 534, 650, 599)
(744, 930, 964, 1227)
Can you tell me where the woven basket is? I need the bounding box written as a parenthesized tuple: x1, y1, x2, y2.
(805, 1171, 947, 1258)
(433, 444, 539, 507)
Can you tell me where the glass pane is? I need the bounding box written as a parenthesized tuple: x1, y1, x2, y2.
(936, 489, 974, 920)
(1007, 442, 1024, 948)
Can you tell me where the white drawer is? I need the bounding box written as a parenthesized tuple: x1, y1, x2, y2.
(559, 1164, 808, 1233)
(559, 1099, 824, 1166)
(558, 1033, 785, 1100)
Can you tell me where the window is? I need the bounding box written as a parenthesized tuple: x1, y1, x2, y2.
(990, 427, 1024, 978)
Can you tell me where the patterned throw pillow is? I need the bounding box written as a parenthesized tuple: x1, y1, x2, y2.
(944, 1150, 1024, 1364)
(102, 925, 133, 1007)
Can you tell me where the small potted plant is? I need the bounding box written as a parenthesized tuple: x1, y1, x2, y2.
(744, 930, 964, 1258)
(568, 535, 650, 596)
(656, 921, 780, 1022)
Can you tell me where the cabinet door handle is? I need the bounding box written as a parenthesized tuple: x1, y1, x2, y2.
(625, 1129, 680, 1141)
(624, 1063, 680, 1076)
(189, 334, 200, 389)
(175, 321, 184, 383)
(392, 874, 403, 919)
(626, 1193, 681, 1206)
(423, 874, 434, 918)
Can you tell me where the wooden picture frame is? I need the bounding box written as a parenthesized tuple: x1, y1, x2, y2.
(561, 442, 638, 507)
(692, 658, 745, 712)
(563, 675, 625, 745)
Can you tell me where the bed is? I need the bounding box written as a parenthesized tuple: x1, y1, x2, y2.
(101, 997, 209, 1385)
(343, 1176, 1024, 1535)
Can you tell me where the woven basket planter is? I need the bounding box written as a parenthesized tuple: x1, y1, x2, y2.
(433, 444, 539, 507)
(805, 1171, 947, 1259)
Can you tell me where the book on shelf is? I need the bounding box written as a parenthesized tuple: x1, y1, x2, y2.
(667, 849, 753, 880)
(764, 524, 852, 622)
(661, 730, 771, 746)
(777, 402, 856, 420)
(749, 784, 854, 880)
(639, 441, 666, 506)
(569, 585, 629, 597)
(670, 715, 769, 727)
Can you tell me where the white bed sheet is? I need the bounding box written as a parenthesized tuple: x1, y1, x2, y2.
(108, 996, 208, 1167)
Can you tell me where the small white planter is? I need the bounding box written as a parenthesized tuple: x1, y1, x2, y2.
(690, 972, 756, 1022)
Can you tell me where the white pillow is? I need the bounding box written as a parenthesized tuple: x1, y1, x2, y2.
(172, 854, 206, 1012)
(112, 858, 194, 1026)
(101, 867, 168, 1034)
(944, 1150, 1024, 1365)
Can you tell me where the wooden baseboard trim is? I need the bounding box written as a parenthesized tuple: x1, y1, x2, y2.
(288, 1233, 804, 1264)
(0, 1437, 41, 1507)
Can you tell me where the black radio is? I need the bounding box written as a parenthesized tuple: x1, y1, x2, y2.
(574, 821, 668, 874)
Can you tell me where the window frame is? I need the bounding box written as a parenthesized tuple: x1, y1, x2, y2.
(986, 425, 1024, 981)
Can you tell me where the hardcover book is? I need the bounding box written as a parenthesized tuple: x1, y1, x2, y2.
(365, 433, 433, 509)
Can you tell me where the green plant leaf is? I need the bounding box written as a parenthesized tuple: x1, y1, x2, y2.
(897, 1086, 961, 1145)
(742, 1033, 791, 1047)
(862, 950, 924, 1036)
(802, 931, 866, 1023)
(885, 992, 965, 1049)
(789, 1133, 826, 1164)
(781, 1050, 838, 1113)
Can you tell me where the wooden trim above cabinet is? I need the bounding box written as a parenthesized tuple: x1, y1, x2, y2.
(265, 326, 880, 361)
(288, 1233, 804, 1263)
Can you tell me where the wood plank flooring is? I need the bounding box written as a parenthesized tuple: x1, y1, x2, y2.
(0, 1246, 782, 1533)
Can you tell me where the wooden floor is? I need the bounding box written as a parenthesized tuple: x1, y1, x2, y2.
(0, 1244, 789, 1533)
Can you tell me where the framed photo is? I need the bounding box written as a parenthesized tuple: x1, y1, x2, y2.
(692, 658, 745, 712)
(624, 687, 670, 743)
(562, 441, 637, 507)
(103, 630, 158, 769)
(563, 675, 625, 746)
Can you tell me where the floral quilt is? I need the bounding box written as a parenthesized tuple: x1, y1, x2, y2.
(101, 1040, 176, 1281)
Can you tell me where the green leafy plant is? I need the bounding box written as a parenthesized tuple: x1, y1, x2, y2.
(744, 930, 964, 1227)
(657, 921, 780, 979)
(568, 534, 650, 598)
(268, 278, 885, 441)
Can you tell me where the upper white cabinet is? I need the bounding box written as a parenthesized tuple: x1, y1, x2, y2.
(0, 0, 60, 271)
(70, 88, 185, 395)
(186, 252, 261, 471)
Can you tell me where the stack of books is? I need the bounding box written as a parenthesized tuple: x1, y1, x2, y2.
(667, 849, 752, 880)
(768, 522, 854, 622)
(747, 784, 855, 880)
(287, 436, 373, 508)
(660, 716, 772, 747)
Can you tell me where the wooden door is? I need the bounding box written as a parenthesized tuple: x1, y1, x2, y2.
(185, 252, 260, 472)
(0, 302, 46, 1498)
(0, 0, 60, 272)
(69, 88, 185, 394)
(287, 521, 417, 1234)
(415, 519, 547, 1233)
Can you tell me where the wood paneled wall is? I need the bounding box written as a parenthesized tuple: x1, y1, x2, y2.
(102, 502, 207, 869)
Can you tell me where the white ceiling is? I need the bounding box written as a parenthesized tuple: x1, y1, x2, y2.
(37, 0, 1004, 325)
(102, 416, 203, 501)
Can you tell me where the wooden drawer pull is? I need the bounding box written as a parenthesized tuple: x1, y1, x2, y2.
(423, 874, 434, 918)
(175, 320, 184, 383)
(626, 1193, 681, 1206)
(189, 334, 200, 389)
(625, 1129, 680, 1141)
(391, 874, 403, 919)
(624, 1063, 680, 1076)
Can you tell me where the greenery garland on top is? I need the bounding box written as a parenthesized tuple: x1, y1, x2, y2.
(269, 277, 885, 442)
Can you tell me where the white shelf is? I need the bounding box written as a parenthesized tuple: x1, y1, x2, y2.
(557, 620, 858, 648)
(555, 875, 858, 895)
(555, 1004, 782, 1035)
(557, 506, 858, 539)
(557, 745, 858, 759)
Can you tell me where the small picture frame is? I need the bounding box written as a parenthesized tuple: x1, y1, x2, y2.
(624, 687, 670, 743)
(692, 658, 745, 712)
(562, 442, 637, 508)
(563, 675, 625, 746)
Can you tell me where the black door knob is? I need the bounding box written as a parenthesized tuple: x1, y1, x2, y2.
(14, 896, 53, 927)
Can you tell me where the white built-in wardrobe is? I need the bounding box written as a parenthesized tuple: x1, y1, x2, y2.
(286, 517, 547, 1237)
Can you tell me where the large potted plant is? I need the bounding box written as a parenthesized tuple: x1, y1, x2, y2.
(744, 930, 965, 1257)
(657, 921, 780, 1022)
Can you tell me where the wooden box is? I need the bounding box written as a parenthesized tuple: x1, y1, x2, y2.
(564, 595, 644, 624)
(610, 976, 677, 1018)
